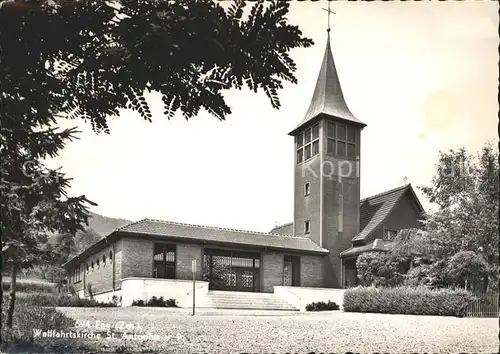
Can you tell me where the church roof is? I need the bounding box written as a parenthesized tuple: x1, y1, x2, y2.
(270, 184, 424, 244)
(116, 219, 329, 254)
(289, 33, 366, 136)
(353, 184, 423, 242)
(269, 222, 293, 235)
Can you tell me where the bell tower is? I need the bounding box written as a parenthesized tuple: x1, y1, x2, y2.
(289, 13, 367, 288)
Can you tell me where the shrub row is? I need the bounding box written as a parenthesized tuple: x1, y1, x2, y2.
(132, 296, 177, 307)
(305, 300, 340, 311)
(16, 293, 117, 308)
(343, 286, 474, 317)
(2, 280, 57, 294)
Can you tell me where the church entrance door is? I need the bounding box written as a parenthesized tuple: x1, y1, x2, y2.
(203, 249, 261, 292)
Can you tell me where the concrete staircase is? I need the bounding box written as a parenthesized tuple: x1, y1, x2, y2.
(196, 290, 298, 311)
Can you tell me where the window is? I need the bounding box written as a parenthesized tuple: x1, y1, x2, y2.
(304, 183, 310, 196)
(326, 121, 356, 158)
(384, 229, 398, 241)
(86, 263, 89, 274)
(103, 255, 106, 265)
(109, 251, 113, 262)
(304, 220, 310, 234)
(296, 133, 303, 148)
(297, 148, 303, 163)
(96, 258, 100, 268)
(296, 123, 320, 164)
(153, 243, 176, 279)
(91, 261, 94, 271)
(304, 144, 311, 160)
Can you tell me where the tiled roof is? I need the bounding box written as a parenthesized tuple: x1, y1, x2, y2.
(353, 184, 416, 242)
(116, 219, 329, 254)
(269, 222, 293, 236)
(340, 239, 394, 258)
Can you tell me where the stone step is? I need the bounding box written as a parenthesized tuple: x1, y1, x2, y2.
(196, 303, 297, 310)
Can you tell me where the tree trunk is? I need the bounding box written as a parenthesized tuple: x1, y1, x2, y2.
(6, 263, 18, 328)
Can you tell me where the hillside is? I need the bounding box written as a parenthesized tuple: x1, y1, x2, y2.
(87, 211, 133, 236)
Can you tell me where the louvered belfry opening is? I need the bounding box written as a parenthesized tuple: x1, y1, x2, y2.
(203, 249, 261, 292)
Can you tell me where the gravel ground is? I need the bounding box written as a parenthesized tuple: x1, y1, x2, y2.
(41, 307, 499, 353)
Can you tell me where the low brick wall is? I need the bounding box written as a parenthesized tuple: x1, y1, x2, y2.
(274, 286, 345, 311)
(121, 277, 209, 307)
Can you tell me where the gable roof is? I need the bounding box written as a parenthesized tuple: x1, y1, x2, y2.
(269, 222, 293, 236)
(289, 33, 366, 136)
(116, 219, 329, 254)
(353, 184, 424, 242)
(270, 184, 424, 244)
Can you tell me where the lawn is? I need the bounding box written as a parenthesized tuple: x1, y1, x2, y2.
(28, 307, 496, 353)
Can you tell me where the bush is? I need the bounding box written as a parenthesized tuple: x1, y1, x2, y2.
(305, 300, 339, 311)
(1, 297, 75, 351)
(356, 252, 407, 287)
(132, 296, 177, 307)
(2, 280, 56, 294)
(343, 285, 474, 317)
(19, 293, 116, 307)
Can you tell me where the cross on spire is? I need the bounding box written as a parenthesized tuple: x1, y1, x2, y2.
(322, 2, 336, 33)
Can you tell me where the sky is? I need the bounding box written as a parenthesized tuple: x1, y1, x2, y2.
(48, 1, 498, 232)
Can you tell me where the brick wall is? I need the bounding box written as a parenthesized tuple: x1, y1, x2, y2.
(261, 252, 283, 292)
(121, 237, 154, 279)
(300, 255, 324, 287)
(175, 243, 203, 280)
(81, 243, 115, 296)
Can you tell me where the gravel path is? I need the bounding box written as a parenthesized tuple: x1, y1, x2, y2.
(52, 307, 497, 353)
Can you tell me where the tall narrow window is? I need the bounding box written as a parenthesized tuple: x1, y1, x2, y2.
(304, 220, 310, 234)
(304, 144, 311, 160)
(297, 149, 303, 163)
(153, 244, 176, 279)
(304, 183, 310, 196)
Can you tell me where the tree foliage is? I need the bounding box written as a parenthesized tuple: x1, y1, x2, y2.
(356, 252, 407, 288)
(1, 0, 313, 133)
(391, 144, 499, 291)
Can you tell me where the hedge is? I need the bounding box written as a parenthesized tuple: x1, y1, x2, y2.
(17, 293, 117, 307)
(343, 286, 474, 317)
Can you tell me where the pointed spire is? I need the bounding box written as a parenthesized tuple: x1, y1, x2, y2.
(289, 32, 366, 135)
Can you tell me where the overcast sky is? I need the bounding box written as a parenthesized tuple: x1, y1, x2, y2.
(49, 1, 498, 232)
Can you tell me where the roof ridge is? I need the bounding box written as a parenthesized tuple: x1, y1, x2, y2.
(138, 218, 306, 239)
(114, 218, 147, 232)
(272, 222, 293, 228)
(360, 184, 409, 203)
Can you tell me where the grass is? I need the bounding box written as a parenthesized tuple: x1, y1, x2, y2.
(42, 307, 497, 353)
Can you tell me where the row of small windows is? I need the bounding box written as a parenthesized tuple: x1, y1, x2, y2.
(85, 251, 113, 273)
(296, 122, 357, 163)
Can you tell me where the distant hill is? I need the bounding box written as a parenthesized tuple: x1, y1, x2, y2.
(87, 212, 133, 237)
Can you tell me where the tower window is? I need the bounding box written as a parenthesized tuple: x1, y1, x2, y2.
(296, 133, 303, 148)
(326, 121, 356, 159)
(297, 148, 303, 163)
(304, 183, 310, 196)
(312, 140, 319, 155)
(304, 221, 310, 234)
(304, 145, 311, 160)
(296, 123, 320, 164)
(304, 128, 311, 143)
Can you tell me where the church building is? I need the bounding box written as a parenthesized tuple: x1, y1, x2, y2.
(64, 28, 424, 304)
